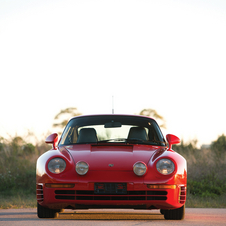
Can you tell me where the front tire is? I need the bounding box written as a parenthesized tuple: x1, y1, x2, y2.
(160, 209, 165, 215)
(37, 202, 58, 218)
(164, 205, 185, 220)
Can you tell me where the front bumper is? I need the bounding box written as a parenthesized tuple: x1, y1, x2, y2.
(37, 182, 186, 210)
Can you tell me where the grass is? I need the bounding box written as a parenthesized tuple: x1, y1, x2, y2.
(0, 193, 36, 209)
(0, 134, 226, 209)
(0, 134, 49, 209)
(186, 193, 226, 208)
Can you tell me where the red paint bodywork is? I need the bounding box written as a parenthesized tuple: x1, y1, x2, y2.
(36, 115, 187, 211)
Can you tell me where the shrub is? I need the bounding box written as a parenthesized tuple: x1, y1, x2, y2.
(0, 135, 49, 195)
(211, 134, 226, 161)
(173, 138, 226, 199)
(188, 173, 226, 198)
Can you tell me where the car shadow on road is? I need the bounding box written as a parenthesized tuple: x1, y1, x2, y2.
(0, 210, 165, 221)
(57, 212, 165, 220)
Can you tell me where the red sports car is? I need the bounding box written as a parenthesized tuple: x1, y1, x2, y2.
(36, 114, 187, 220)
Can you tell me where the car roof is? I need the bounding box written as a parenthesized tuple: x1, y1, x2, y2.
(69, 114, 156, 121)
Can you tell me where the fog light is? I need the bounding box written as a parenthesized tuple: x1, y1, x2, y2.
(133, 162, 147, 176)
(76, 161, 89, 175)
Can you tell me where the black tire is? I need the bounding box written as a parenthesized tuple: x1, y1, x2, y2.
(37, 202, 58, 218)
(164, 205, 185, 220)
(160, 209, 165, 215)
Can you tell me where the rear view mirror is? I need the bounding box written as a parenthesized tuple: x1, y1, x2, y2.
(104, 121, 122, 128)
(45, 133, 58, 150)
(166, 134, 180, 150)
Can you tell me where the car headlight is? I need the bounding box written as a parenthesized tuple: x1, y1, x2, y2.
(133, 162, 147, 176)
(76, 161, 89, 175)
(156, 158, 175, 175)
(48, 158, 66, 174)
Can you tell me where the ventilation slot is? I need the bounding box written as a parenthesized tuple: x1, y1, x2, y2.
(179, 186, 186, 204)
(36, 184, 44, 202)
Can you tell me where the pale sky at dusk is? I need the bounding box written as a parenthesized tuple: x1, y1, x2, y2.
(0, 0, 226, 146)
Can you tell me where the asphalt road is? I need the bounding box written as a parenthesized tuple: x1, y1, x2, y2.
(0, 208, 226, 226)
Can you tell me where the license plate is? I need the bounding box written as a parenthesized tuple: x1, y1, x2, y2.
(94, 183, 127, 195)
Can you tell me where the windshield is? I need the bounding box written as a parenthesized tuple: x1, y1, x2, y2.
(59, 115, 166, 146)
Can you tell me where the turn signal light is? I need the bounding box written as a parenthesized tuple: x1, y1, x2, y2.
(147, 184, 176, 189)
(45, 184, 75, 188)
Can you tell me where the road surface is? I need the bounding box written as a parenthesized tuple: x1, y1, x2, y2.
(0, 208, 226, 226)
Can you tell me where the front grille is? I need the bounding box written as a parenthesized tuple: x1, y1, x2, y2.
(36, 184, 44, 202)
(54, 189, 167, 201)
(55, 190, 75, 195)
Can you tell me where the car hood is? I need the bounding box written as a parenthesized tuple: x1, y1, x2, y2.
(63, 144, 165, 171)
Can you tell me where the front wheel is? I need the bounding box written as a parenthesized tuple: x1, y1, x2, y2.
(37, 202, 58, 218)
(160, 209, 165, 215)
(164, 205, 185, 220)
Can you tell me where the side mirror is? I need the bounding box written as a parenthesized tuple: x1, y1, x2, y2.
(166, 134, 180, 150)
(45, 133, 58, 150)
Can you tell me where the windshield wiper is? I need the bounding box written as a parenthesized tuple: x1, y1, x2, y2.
(126, 139, 166, 145)
(98, 138, 127, 143)
(148, 140, 166, 146)
(97, 138, 165, 145)
(126, 138, 150, 144)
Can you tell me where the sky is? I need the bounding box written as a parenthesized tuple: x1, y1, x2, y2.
(0, 0, 226, 146)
